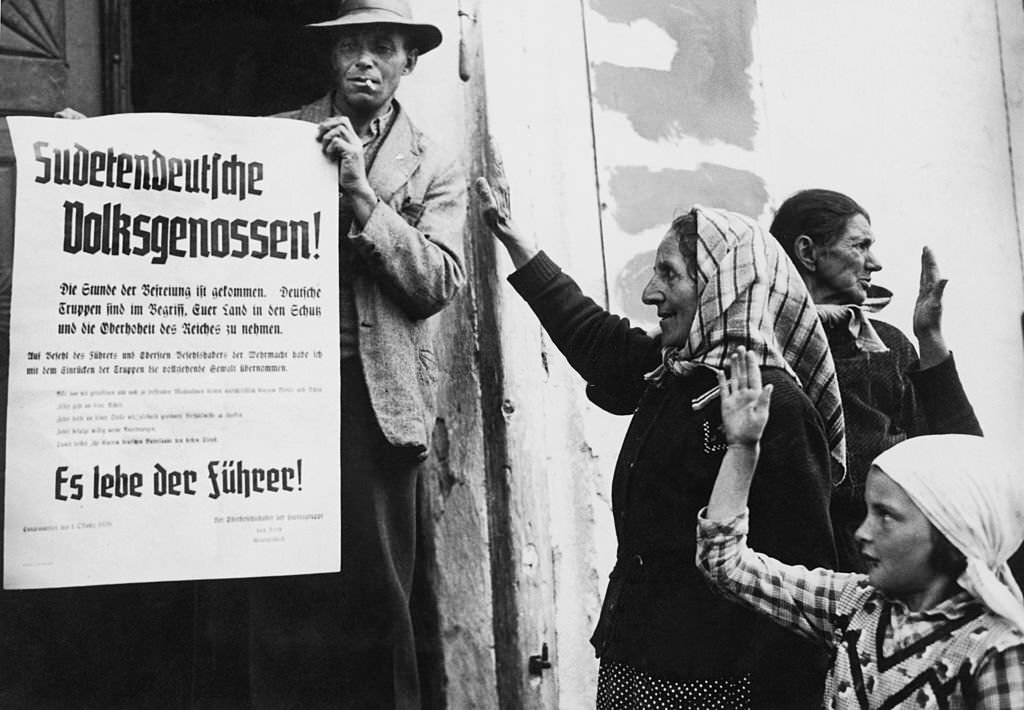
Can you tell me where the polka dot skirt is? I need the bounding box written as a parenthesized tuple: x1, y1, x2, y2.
(596, 661, 751, 709)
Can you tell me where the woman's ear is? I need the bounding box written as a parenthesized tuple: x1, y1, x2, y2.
(792, 234, 818, 273)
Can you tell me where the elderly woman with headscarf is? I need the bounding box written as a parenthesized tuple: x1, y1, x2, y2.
(477, 179, 845, 708)
(700, 349, 1024, 709)
(768, 189, 982, 573)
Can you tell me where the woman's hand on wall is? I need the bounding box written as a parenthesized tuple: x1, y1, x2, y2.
(474, 177, 537, 270)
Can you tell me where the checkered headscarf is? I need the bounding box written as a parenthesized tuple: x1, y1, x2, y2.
(647, 206, 846, 478)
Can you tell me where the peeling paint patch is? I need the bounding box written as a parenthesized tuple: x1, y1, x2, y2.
(431, 418, 459, 499)
(583, 13, 677, 71)
(589, 0, 757, 147)
(610, 163, 766, 322)
(609, 164, 767, 235)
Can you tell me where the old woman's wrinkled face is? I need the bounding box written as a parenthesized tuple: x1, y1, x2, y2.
(642, 233, 699, 348)
(808, 213, 882, 306)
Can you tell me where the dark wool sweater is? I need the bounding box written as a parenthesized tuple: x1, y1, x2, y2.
(509, 252, 836, 708)
(826, 319, 981, 572)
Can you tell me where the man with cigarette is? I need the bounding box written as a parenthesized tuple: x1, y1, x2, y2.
(249, 2, 466, 707)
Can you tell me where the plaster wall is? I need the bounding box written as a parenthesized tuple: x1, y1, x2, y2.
(404, 2, 622, 704)
(478, 1, 617, 706)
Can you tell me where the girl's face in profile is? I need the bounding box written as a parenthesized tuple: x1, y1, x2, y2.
(854, 467, 953, 609)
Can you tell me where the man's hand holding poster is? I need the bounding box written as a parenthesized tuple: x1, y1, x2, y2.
(4, 114, 341, 589)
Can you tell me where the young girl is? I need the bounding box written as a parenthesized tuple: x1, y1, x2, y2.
(698, 347, 1024, 709)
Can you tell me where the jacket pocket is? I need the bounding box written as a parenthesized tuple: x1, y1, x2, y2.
(400, 197, 426, 227)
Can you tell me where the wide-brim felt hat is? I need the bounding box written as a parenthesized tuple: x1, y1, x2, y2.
(307, 0, 443, 55)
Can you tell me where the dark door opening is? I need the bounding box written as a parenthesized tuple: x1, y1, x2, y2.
(129, 0, 335, 117)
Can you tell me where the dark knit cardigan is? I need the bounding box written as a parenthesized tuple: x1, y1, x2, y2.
(509, 252, 836, 708)
(826, 319, 981, 571)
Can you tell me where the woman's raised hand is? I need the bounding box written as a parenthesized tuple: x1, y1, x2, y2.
(913, 246, 946, 338)
(912, 246, 951, 369)
(474, 177, 537, 269)
(717, 347, 773, 449)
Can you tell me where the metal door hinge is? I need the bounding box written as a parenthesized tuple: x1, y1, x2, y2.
(528, 642, 552, 675)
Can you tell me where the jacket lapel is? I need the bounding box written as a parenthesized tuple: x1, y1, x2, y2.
(368, 103, 422, 203)
(296, 94, 422, 203)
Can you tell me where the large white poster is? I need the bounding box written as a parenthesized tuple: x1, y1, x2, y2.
(4, 113, 341, 589)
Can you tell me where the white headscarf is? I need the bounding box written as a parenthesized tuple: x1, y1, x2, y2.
(873, 434, 1024, 631)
